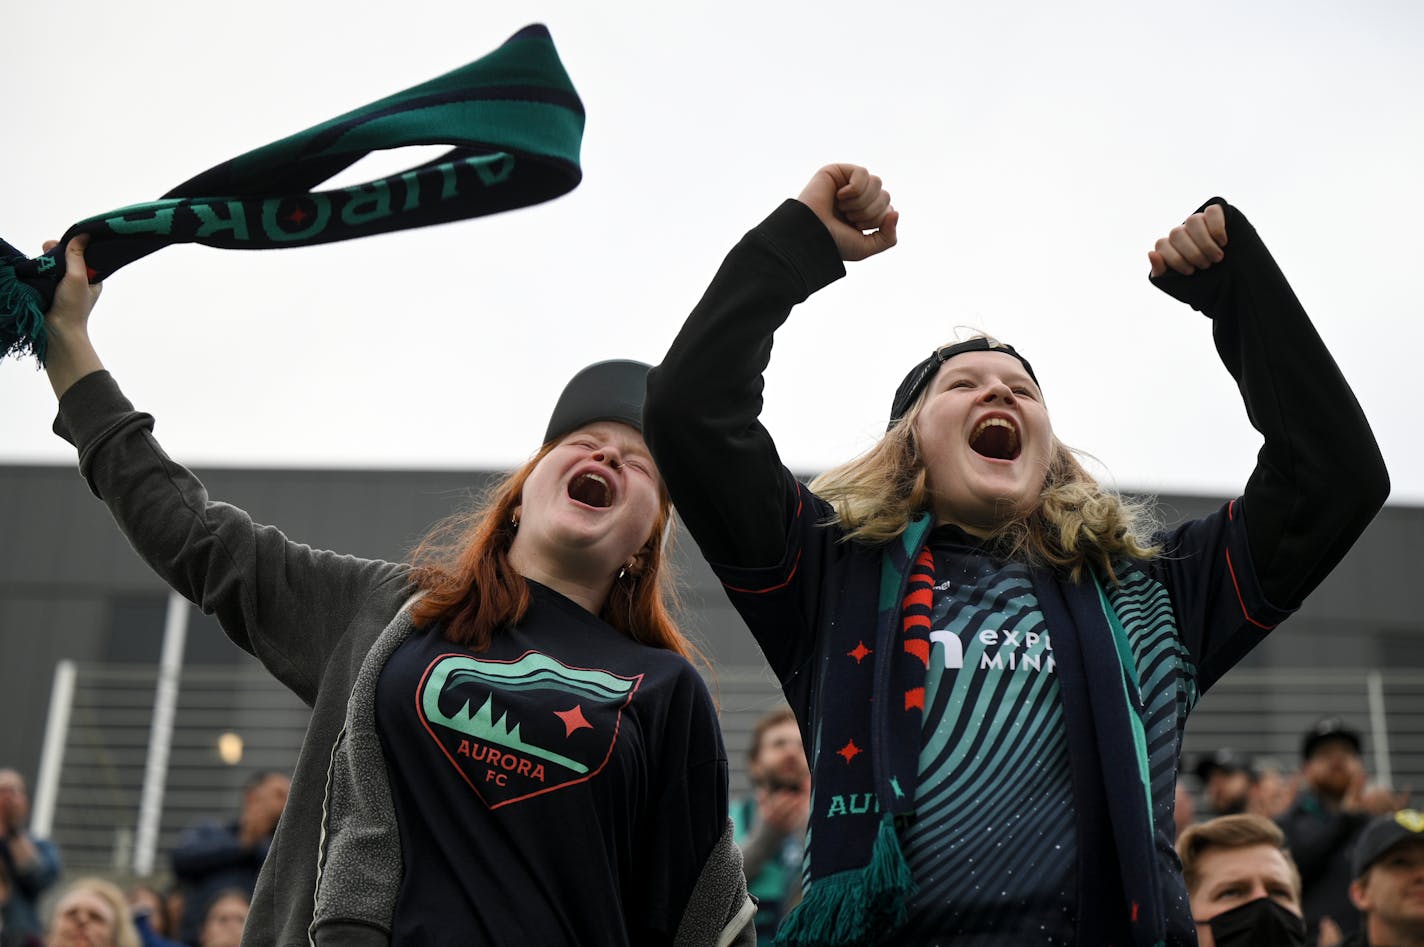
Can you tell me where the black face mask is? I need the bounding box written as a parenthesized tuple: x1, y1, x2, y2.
(1199, 896, 1307, 947)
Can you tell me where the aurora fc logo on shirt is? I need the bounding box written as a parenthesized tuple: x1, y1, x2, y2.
(418, 651, 642, 808)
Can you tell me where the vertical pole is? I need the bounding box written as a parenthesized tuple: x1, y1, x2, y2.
(1367, 670, 1394, 788)
(133, 590, 189, 877)
(31, 659, 77, 837)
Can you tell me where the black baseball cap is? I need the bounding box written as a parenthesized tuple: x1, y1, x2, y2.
(1302, 717, 1363, 761)
(1352, 809, 1424, 877)
(887, 338, 1039, 429)
(1193, 748, 1256, 783)
(544, 359, 650, 444)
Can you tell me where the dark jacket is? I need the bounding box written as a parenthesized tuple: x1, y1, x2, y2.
(0, 834, 60, 947)
(170, 818, 269, 944)
(1278, 787, 1372, 937)
(645, 198, 1389, 945)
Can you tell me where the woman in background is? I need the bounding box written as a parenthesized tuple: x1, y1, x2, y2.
(46, 878, 140, 947)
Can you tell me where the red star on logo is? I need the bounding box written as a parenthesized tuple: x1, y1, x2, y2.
(837, 739, 862, 764)
(286, 205, 310, 225)
(847, 641, 872, 663)
(553, 704, 593, 737)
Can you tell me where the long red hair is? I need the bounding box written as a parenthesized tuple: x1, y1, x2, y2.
(406, 442, 706, 667)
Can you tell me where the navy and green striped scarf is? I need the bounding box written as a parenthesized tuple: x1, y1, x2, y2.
(779, 515, 1168, 947)
(0, 23, 583, 365)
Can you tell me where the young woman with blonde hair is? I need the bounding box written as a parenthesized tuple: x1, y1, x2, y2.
(644, 164, 1388, 946)
(808, 361, 1159, 579)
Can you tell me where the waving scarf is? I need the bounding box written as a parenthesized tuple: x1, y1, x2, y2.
(0, 23, 583, 365)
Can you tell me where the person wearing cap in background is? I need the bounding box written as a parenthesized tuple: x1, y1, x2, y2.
(1341, 809, 1424, 946)
(644, 161, 1388, 947)
(1192, 750, 1300, 826)
(1177, 814, 1306, 946)
(1197, 749, 1260, 819)
(28, 240, 754, 946)
(1279, 717, 1410, 942)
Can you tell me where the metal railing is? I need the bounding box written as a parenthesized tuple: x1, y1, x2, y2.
(1183, 669, 1424, 793)
(32, 661, 309, 877)
(31, 661, 1424, 877)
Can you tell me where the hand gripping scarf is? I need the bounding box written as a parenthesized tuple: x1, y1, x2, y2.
(0, 23, 583, 366)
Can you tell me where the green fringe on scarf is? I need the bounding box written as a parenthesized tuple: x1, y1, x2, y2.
(774, 814, 917, 947)
(0, 262, 45, 364)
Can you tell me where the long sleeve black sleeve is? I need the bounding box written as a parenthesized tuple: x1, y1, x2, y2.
(645, 200, 845, 568)
(1151, 199, 1390, 609)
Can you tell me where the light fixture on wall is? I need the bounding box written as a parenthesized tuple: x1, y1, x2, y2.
(217, 731, 244, 766)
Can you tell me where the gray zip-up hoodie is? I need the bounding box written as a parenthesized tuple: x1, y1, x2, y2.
(55, 371, 753, 947)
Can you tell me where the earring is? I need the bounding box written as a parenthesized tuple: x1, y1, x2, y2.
(617, 567, 627, 581)
(510, 512, 520, 529)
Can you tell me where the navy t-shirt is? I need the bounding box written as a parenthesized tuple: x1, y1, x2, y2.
(375, 581, 727, 946)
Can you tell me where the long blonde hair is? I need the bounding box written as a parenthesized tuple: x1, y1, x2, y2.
(809, 365, 1159, 583)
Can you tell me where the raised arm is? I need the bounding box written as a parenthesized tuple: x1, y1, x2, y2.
(39, 239, 407, 703)
(644, 164, 896, 568)
(0, 794, 60, 900)
(1149, 199, 1389, 610)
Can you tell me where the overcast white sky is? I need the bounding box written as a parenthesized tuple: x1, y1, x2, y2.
(3, 1, 1421, 505)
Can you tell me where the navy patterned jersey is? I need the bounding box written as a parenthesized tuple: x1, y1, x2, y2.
(894, 526, 1076, 944)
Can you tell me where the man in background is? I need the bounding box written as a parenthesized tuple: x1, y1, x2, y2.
(1178, 813, 1306, 946)
(1343, 809, 1424, 946)
(731, 708, 810, 943)
(0, 769, 61, 947)
(171, 770, 288, 946)
(1278, 717, 1407, 942)
(1196, 748, 1258, 818)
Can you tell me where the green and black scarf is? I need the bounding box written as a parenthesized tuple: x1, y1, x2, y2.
(0, 23, 584, 365)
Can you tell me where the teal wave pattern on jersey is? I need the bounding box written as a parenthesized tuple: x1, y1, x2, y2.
(899, 559, 1077, 944)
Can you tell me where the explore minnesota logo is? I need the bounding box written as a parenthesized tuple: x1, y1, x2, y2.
(417, 651, 642, 808)
(930, 624, 1056, 674)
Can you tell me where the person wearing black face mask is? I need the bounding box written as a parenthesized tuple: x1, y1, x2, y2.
(1178, 814, 1308, 947)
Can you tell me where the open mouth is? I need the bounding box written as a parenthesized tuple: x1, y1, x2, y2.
(969, 417, 1021, 460)
(567, 472, 613, 508)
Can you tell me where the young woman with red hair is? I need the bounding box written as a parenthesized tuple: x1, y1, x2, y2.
(34, 237, 751, 947)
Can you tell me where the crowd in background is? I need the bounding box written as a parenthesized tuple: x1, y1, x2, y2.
(6, 712, 1422, 946)
(1175, 718, 1417, 946)
(0, 769, 283, 947)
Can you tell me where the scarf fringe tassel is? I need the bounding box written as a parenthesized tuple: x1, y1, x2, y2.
(774, 813, 917, 947)
(0, 261, 47, 365)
